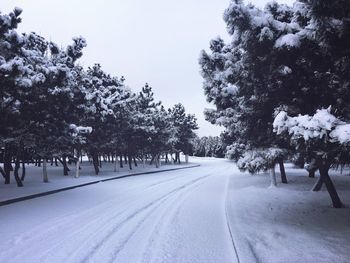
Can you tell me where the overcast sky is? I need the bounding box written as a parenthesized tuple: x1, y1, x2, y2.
(2, 0, 293, 136)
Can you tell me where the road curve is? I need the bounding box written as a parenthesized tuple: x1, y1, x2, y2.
(0, 158, 238, 263)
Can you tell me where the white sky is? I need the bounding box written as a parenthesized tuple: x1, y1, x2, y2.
(2, 0, 293, 136)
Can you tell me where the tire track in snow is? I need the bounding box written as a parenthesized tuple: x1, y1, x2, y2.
(80, 174, 212, 263)
(139, 176, 206, 263)
(38, 171, 207, 263)
(2, 169, 203, 263)
(141, 166, 237, 263)
(111, 175, 212, 263)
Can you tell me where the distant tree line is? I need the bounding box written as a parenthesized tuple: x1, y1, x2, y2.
(191, 135, 226, 158)
(0, 8, 198, 186)
(200, 0, 350, 207)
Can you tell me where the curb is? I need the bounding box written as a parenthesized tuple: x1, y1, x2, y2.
(225, 175, 241, 263)
(0, 164, 200, 207)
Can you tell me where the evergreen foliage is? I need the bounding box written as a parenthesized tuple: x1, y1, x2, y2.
(0, 8, 198, 185)
(200, 0, 350, 207)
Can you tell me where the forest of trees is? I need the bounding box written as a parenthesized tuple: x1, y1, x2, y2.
(191, 135, 226, 158)
(0, 8, 198, 187)
(200, 0, 350, 207)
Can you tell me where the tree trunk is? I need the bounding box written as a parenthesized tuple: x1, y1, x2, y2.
(185, 154, 189, 164)
(92, 151, 99, 175)
(319, 163, 342, 208)
(21, 160, 26, 181)
(62, 156, 69, 176)
(142, 155, 146, 168)
(75, 149, 80, 178)
(312, 176, 323, 191)
(128, 154, 132, 170)
(119, 155, 123, 168)
(171, 153, 174, 165)
(13, 148, 23, 187)
(0, 166, 6, 179)
(175, 152, 181, 164)
(307, 159, 317, 178)
(124, 153, 128, 164)
(3, 145, 11, 184)
(278, 159, 288, 184)
(43, 159, 48, 183)
(150, 155, 155, 165)
(114, 152, 118, 172)
(155, 154, 159, 168)
(114, 158, 118, 172)
(133, 156, 138, 167)
(270, 163, 277, 187)
(14, 160, 23, 187)
(309, 170, 316, 178)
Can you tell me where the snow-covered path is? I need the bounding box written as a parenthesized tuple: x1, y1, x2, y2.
(0, 158, 237, 263)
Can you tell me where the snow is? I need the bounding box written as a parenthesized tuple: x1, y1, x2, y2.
(273, 108, 350, 144)
(226, 163, 350, 263)
(31, 73, 46, 84)
(221, 84, 238, 97)
(16, 77, 32, 87)
(69, 124, 93, 134)
(0, 159, 196, 203)
(330, 124, 350, 144)
(1, 158, 350, 262)
(234, 148, 285, 174)
(0, 158, 236, 263)
(259, 27, 274, 41)
(279, 65, 292, 75)
(275, 33, 301, 48)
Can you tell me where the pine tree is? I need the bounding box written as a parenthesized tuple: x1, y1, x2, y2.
(200, 0, 350, 205)
(170, 103, 198, 163)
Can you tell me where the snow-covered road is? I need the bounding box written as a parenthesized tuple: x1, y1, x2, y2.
(0, 158, 238, 263)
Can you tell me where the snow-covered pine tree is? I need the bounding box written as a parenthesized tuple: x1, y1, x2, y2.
(0, 7, 25, 186)
(169, 103, 198, 163)
(0, 9, 87, 184)
(199, 1, 297, 183)
(131, 83, 162, 168)
(147, 105, 172, 168)
(0, 6, 199, 186)
(82, 64, 127, 174)
(192, 136, 226, 158)
(273, 108, 350, 207)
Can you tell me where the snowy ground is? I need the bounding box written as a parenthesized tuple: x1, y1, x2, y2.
(0, 157, 349, 263)
(0, 158, 236, 263)
(0, 159, 197, 202)
(226, 163, 350, 263)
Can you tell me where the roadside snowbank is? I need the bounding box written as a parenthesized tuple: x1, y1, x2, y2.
(0, 160, 196, 203)
(226, 164, 350, 263)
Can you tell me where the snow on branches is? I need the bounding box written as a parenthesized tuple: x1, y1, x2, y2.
(235, 148, 285, 174)
(273, 108, 350, 145)
(0, 7, 199, 184)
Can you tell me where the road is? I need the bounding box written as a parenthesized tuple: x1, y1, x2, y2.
(0, 158, 238, 263)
